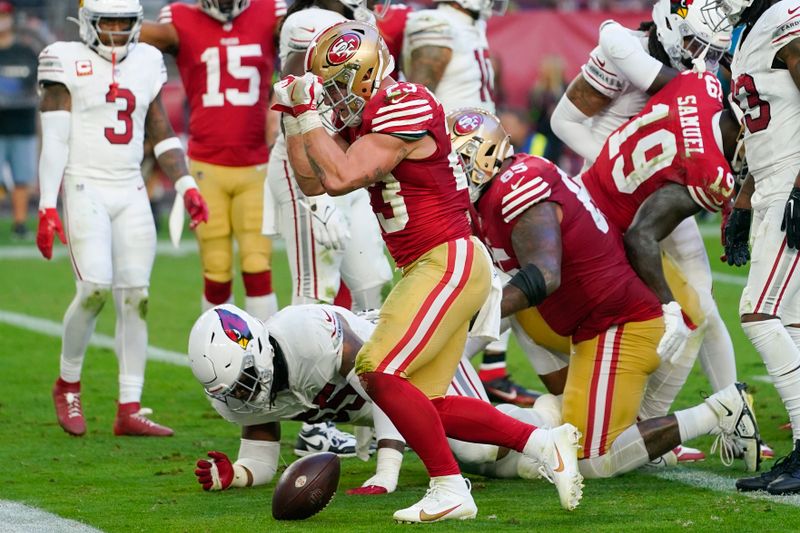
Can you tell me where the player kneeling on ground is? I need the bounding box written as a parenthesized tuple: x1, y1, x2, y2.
(451, 107, 759, 479)
(38, 0, 208, 437)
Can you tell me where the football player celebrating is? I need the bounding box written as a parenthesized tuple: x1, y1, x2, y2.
(451, 107, 758, 480)
(278, 21, 584, 521)
(187, 304, 559, 494)
(38, 0, 208, 437)
(139, 0, 283, 321)
(726, 0, 800, 495)
(551, 0, 742, 463)
(403, 0, 536, 405)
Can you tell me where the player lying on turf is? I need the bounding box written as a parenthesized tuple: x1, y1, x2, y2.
(277, 21, 583, 520)
(186, 304, 561, 494)
(450, 108, 760, 479)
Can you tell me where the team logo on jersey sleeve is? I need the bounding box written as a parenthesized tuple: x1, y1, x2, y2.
(75, 60, 93, 77)
(326, 33, 362, 65)
(453, 113, 483, 136)
(214, 308, 253, 349)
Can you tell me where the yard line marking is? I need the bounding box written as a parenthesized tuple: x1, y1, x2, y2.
(711, 271, 747, 286)
(0, 309, 188, 367)
(0, 240, 287, 260)
(0, 500, 103, 533)
(652, 467, 800, 507)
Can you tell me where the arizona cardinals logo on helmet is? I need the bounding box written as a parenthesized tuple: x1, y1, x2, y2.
(214, 307, 252, 349)
(672, 0, 694, 17)
(326, 33, 362, 65)
(454, 113, 484, 136)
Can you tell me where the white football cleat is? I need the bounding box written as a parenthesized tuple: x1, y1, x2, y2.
(524, 423, 584, 510)
(707, 382, 760, 469)
(393, 476, 477, 524)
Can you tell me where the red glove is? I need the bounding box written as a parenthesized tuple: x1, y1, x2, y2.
(346, 485, 389, 496)
(271, 73, 324, 117)
(194, 451, 234, 491)
(183, 188, 209, 230)
(37, 208, 66, 260)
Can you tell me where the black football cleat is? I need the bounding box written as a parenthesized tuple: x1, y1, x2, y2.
(767, 441, 800, 495)
(737, 441, 800, 492)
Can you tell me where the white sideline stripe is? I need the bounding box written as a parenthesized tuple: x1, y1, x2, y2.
(0, 500, 103, 533)
(652, 467, 800, 507)
(0, 310, 188, 367)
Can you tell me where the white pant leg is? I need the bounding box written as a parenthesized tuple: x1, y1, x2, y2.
(446, 357, 499, 464)
(660, 216, 737, 391)
(269, 154, 344, 304)
(63, 177, 114, 285)
(110, 179, 156, 288)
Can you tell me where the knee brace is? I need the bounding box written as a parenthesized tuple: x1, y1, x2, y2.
(76, 281, 111, 315)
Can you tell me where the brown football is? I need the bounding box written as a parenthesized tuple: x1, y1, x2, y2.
(272, 452, 340, 520)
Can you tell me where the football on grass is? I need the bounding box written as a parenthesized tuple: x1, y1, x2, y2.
(272, 452, 340, 520)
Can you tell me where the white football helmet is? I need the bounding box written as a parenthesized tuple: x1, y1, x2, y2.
(652, 0, 733, 73)
(188, 305, 275, 414)
(199, 0, 250, 23)
(78, 0, 143, 62)
(433, 0, 507, 19)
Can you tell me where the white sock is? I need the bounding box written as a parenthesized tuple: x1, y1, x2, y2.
(579, 425, 650, 479)
(639, 328, 703, 419)
(245, 293, 278, 321)
(113, 288, 148, 404)
(485, 329, 511, 353)
(674, 402, 717, 442)
(743, 319, 800, 441)
(431, 474, 467, 493)
(201, 293, 233, 312)
(60, 281, 110, 383)
(786, 326, 800, 351)
(697, 308, 737, 392)
(350, 285, 384, 312)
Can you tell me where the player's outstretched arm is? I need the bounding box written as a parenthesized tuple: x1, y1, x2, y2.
(501, 203, 563, 318)
(551, 75, 609, 162)
(37, 82, 71, 260)
(139, 21, 179, 55)
(194, 422, 281, 491)
(624, 184, 700, 305)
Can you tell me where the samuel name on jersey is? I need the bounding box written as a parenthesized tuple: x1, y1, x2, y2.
(37, 41, 166, 180)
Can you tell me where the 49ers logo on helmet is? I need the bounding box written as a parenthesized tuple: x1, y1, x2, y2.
(454, 113, 483, 136)
(327, 33, 362, 66)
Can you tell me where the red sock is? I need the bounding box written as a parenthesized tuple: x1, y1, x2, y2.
(478, 351, 507, 382)
(333, 282, 352, 309)
(204, 278, 232, 305)
(242, 271, 272, 297)
(432, 396, 535, 453)
(361, 372, 459, 477)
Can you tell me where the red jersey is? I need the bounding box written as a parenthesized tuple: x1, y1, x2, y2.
(159, 0, 285, 166)
(475, 154, 661, 342)
(340, 81, 472, 267)
(581, 71, 735, 231)
(376, 4, 412, 79)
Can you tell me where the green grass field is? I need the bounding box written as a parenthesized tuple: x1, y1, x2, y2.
(1, 218, 799, 532)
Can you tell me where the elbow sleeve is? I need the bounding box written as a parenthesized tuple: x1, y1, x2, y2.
(550, 97, 603, 162)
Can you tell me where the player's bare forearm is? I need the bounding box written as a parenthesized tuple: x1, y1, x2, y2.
(734, 173, 755, 210)
(139, 21, 179, 55)
(564, 74, 611, 117)
(407, 46, 452, 91)
(646, 65, 678, 95)
(624, 184, 700, 304)
(303, 129, 410, 196)
(242, 422, 281, 441)
(501, 284, 531, 317)
(39, 82, 71, 112)
(338, 313, 364, 379)
(146, 94, 189, 180)
(287, 133, 325, 196)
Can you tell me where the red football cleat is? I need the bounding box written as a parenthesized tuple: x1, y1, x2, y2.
(52, 378, 86, 436)
(673, 445, 706, 462)
(346, 485, 389, 496)
(113, 402, 174, 437)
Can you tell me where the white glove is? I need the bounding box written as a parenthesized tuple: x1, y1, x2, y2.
(657, 301, 690, 364)
(299, 195, 351, 251)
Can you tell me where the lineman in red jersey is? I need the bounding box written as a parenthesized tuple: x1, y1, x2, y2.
(450, 107, 758, 479)
(139, 0, 284, 320)
(275, 22, 584, 521)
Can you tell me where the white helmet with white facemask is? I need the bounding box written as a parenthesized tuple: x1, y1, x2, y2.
(77, 0, 143, 62)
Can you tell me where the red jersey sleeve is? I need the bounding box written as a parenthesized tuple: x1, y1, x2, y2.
(367, 82, 438, 140)
(497, 157, 560, 224)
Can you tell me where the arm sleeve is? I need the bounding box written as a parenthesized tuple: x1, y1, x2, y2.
(403, 11, 454, 53)
(580, 45, 626, 99)
(274, 0, 287, 18)
(38, 111, 71, 209)
(598, 21, 663, 93)
(235, 439, 280, 486)
(550, 95, 604, 162)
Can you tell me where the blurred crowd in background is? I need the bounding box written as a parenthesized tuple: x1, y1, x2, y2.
(0, 0, 656, 240)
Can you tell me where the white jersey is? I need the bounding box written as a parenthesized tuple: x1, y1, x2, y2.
(37, 42, 166, 181)
(402, 5, 495, 114)
(271, 8, 346, 161)
(212, 305, 375, 426)
(579, 24, 652, 164)
(731, 0, 800, 204)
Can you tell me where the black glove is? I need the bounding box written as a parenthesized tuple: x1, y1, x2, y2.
(782, 186, 800, 250)
(724, 207, 752, 267)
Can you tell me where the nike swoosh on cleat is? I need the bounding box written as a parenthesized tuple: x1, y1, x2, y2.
(487, 388, 518, 402)
(716, 400, 733, 417)
(553, 445, 565, 473)
(419, 504, 461, 522)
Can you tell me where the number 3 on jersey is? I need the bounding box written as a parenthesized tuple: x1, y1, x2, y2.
(105, 87, 135, 145)
(201, 44, 262, 107)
